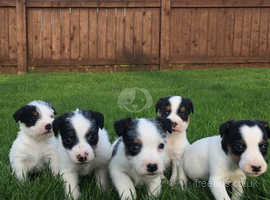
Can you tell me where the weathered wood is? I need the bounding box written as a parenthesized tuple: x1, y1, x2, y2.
(115, 8, 125, 62)
(61, 8, 71, 59)
(172, 0, 270, 8)
(160, 0, 171, 69)
(16, 0, 27, 74)
(79, 8, 89, 60)
(70, 8, 80, 59)
(97, 9, 106, 59)
(89, 8, 98, 59)
(0, 1, 16, 7)
(233, 8, 243, 56)
(52, 8, 61, 60)
(151, 8, 159, 61)
(26, 1, 160, 8)
(8, 8, 17, 60)
(106, 8, 116, 60)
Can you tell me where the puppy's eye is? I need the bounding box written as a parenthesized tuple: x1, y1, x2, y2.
(259, 142, 268, 154)
(180, 107, 185, 113)
(232, 143, 246, 154)
(131, 143, 141, 152)
(86, 133, 98, 145)
(158, 143, 165, 150)
(64, 137, 73, 145)
(50, 115, 54, 118)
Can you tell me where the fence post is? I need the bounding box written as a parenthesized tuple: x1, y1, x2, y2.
(160, 0, 171, 70)
(16, 0, 27, 74)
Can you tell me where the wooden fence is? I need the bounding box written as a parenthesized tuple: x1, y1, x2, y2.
(0, 0, 270, 74)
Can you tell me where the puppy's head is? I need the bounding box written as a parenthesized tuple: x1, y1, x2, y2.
(220, 120, 270, 177)
(52, 109, 104, 164)
(155, 96, 193, 133)
(13, 100, 56, 139)
(114, 117, 171, 176)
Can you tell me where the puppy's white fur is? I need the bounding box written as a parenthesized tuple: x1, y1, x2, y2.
(110, 119, 167, 200)
(9, 100, 57, 181)
(179, 124, 268, 200)
(53, 110, 112, 199)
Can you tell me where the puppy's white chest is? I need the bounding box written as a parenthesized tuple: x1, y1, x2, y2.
(166, 133, 188, 159)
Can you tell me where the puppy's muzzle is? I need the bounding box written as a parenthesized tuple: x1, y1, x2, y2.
(76, 152, 89, 163)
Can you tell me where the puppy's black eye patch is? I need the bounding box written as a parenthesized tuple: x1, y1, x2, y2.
(231, 142, 246, 155)
(259, 141, 268, 156)
(86, 131, 99, 146)
(61, 131, 78, 149)
(127, 142, 142, 156)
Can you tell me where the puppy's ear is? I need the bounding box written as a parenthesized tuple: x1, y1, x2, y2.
(155, 98, 164, 113)
(156, 117, 172, 134)
(186, 98, 194, 114)
(219, 120, 234, 137)
(13, 105, 35, 123)
(114, 117, 132, 137)
(257, 120, 270, 138)
(52, 115, 67, 136)
(92, 111, 104, 129)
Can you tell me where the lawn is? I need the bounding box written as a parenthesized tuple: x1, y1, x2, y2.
(1, 68, 270, 200)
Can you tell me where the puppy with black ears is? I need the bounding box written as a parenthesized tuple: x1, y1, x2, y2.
(155, 96, 194, 184)
(9, 100, 57, 181)
(109, 117, 172, 200)
(180, 120, 270, 200)
(52, 109, 111, 199)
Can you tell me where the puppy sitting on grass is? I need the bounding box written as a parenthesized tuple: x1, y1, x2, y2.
(9, 100, 57, 181)
(52, 109, 111, 199)
(109, 117, 172, 200)
(179, 120, 270, 200)
(155, 96, 194, 184)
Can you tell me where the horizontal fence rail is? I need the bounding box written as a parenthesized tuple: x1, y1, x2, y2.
(0, 0, 270, 73)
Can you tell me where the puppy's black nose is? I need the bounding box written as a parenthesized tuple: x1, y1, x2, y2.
(45, 124, 52, 131)
(77, 154, 87, 163)
(147, 163, 158, 173)
(251, 165, 261, 172)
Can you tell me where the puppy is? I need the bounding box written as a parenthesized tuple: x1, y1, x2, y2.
(9, 100, 57, 181)
(155, 96, 193, 184)
(109, 117, 172, 200)
(52, 109, 111, 199)
(180, 120, 270, 200)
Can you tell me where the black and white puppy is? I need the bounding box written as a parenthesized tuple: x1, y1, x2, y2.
(52, 109, 111, 199)
(155, 96, 193, 184)
(109, 117, 172, 200)
(9, 100, 57, 181)
(179, 120, 270, 200)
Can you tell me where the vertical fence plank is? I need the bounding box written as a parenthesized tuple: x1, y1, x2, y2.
(124, 8, 134, 60)
(142, 9, 152, 59)
(70, 8, 80, 60)
(224, 9, 234, 57)
(106, 8, 116, 60)
(199, 9, 208, 57)
(233, 8, 244, 56)
(97, 9, 106, 59)
(241, 8, 252, 57)
(52, 8, 61, 60)
(259, 8, 268, 56)
(89, 8, 97, 59)
(16, 0, 27, 74)
(115, 8, 124, 63)
(61, 8, 71, 60)
(9, 8, 17, 60)
(160, 0, 171, 69)
(134, 8, 143, 58)
(207, 9, 217, 57)
(151, 8, 160, 62)
(250, 9, 261, 57)
(32, 9, 42, 60)
(42, 8, 52, 61)
(79, 8, 89, 60)
(216, 8, 226, 56)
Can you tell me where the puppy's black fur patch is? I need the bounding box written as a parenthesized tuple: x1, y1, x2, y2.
(13, 105, 40, 127)
(52, 113, 79, 150)
(220, 120, 269, 157)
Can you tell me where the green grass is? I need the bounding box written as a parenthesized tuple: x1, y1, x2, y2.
(1, 68, 270, 200)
